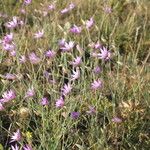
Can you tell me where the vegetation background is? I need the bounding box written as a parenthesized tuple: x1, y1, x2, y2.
(0, 0, 149, 149)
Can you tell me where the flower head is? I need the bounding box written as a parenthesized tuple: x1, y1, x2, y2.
(85, 17, 94, 29)
(34, 30, 44, 39)
(71, 68, 80, 81)
(48, 4, 55, 11)
(29, 52, 41, 64)
(25, 88, 35, 98)
(55, 97, 64, 108)
(5, 16, 18, 29)
(93, 66, 101, 74)
(45, 50, 56, 58)
(91, 79, 103, 90)
(62, 83, 72, 96)
(24, 0, 32, 5)
(10, 129, 21, 143)
(60, 41, 74, 52)
(3, 33, 13, 44)
(1, 90, 16, 103)
(112, 117, 122, 123)
(71, 56, 82, 67)
(40, 97, 49, 106)
(86, 106, 96, 115)
(98, 47, 111, 60)
(11, 144, 19, 150)
(70, 25, 82, 34)
(4, 73, 16, 80)
(19, 55, 26, 63)
(70, 111, 80, 119)
(23, 144, 32, 150)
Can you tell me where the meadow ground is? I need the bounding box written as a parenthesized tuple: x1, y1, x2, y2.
(0, 0, 150, 150)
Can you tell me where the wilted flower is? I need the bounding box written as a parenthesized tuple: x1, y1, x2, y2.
(61, 3, 75, 14)
(62, 83, 72, 96)
(85, 17, 94, 29)
(60, 41, 74, 52)
(112, 117, 122, 123)
(10, 129, 21, 143)
(98, 47, 111, 60)
(11, 144, 19, 150)
(45, 50, 56, 58)
(70, 25, 82, 34)
(70, 111, 80, 119)
(71, 68, 80, 81)
(23, 144, 32, 150)
(86, 106, 96, 114)
(1, 90, 16, 103)
(91, 79, 103, 90)
(28, 52, 41, 64)
(55, 97, 64, 108)
(34, 30, 44, 39)
(71, 56, 82, 67)
(24, 0, 32, 5)
(103, 6, 112, 14)
(40, 97, 49, 106)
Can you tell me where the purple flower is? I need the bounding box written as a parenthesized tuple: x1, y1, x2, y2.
(71, 68, 80, 81)
(97, 47, 111, 60)
(94, 41, 101, 49)
(93, 66, 101, 74)
(58, 39, 66, 47)
(10, 50, 16, 56)
(0, 103, 5, 111)
(112, 117, 122, 123)
(5, 16, 18, 29)
(62, 83, 72, 96)
(25, 88, 35, 98)
(60, 41, 74, 52)
(23, 144, 32, 150)
(3, 33, 13, 44)
(11, 144, 19, 150)
(10, 129, 21, 143)
(45, 50, 56, 58)
(55, 97, 64, 108)
(48, 4, 55, 11)
(103, 6, 112, 14)
(40, 97, 49, 106)
(91, 79, 103, 90)
(70, 56, 82, 67)
(71, 112, 80, 119)
(28, 52, 41, 64)
(70, 25, 82, 34)
(61, 8, 69, 14)
(86, 106, 96, 115)
(24, 0, 32, 5)
(85, 17, 94, 29)
(2, 43, 16, 51)
(68, 3, 75, 10)
(19, 55, 26, 63)
(1, 90, 16, 103)
(34, 30, 44, 39)
(4, 73, 16, 80)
